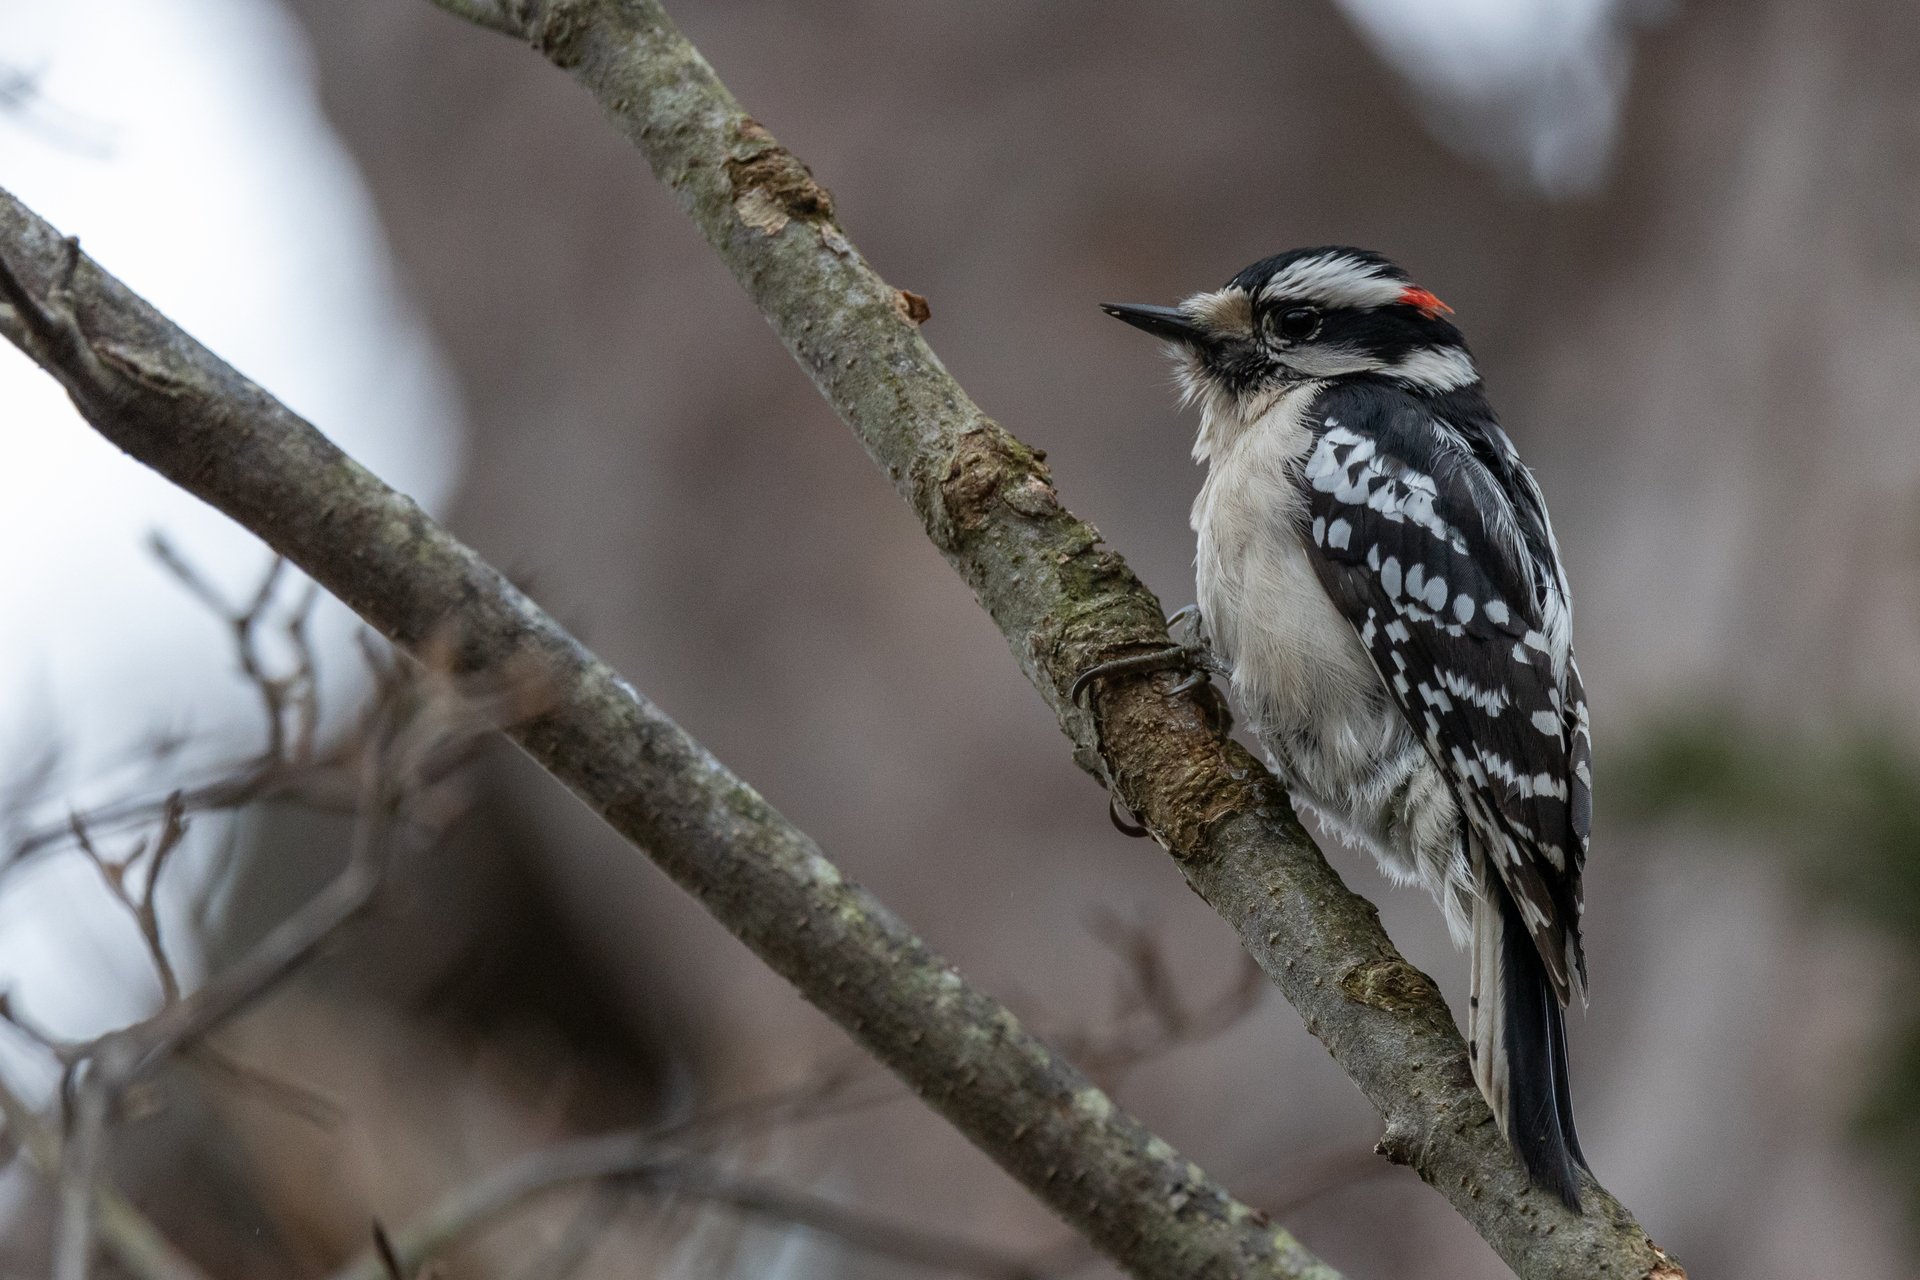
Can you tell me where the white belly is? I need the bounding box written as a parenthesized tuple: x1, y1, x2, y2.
(1189, 384, 1470, 939)
(1190, 383, 1381, 743)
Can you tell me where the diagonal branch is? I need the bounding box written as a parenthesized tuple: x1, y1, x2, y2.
(414, 4, 1680, 1277)
(0, 194, 1335, 1280)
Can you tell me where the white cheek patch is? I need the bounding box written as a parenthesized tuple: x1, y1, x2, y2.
(1281, 343, 1381, 379)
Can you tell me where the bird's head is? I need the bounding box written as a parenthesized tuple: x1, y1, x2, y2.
(1104, 246, 1477, 439)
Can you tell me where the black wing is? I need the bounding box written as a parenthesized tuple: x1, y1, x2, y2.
(1298, 380, 1588, 1000)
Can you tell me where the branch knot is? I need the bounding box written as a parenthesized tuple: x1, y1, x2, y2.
(530, 0, 591, 67)
(726, 119, 835, 236)
(1338, 957, 1442, 1015)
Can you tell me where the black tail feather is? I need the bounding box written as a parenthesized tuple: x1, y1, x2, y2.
(1545, 972, 1589, 1175)
(1498, 881, 1587, 1208)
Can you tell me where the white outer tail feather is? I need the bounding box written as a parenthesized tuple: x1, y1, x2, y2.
(1466, 843, 1586, 1207)
(1468, 846, 1510, 1139)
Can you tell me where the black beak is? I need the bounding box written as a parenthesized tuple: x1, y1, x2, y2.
(1101, 302, 1203, 343)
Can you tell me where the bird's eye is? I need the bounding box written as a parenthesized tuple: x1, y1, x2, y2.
(1275, 306, 1320, 341)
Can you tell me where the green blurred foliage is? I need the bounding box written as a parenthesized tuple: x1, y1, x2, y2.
(1612, 710, 1920, 1221)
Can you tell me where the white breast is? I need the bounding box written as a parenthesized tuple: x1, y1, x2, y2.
(1190, 383, 1383, 741)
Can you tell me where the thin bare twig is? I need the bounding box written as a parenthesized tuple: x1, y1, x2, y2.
(677, 1167, 1050, 1280)
(52, 1072, 108, 1280)
(67, 801, 185, 1005)
(105, 756, 387, 1089)
(0, 1073, 213, 1280)
(81, 636, 530, 1093)
(504, 1183, 628, 1280)
(7, 762, 347, 874)
(181, 1042, 344, 1129)
(0, 552, 516, 1280)
(0, 63, 115, 158)
(330, 1130, 1049, 1280)
(0, 989, 84, 1066)
(1066, 913, 1266, 1088)
(148, 540, 319, 771)
(32, 662, 399, 1280)
(6, 550, 341, 881)
(369, 1223, 405, 1280)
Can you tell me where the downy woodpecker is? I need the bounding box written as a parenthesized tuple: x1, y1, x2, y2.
(1098, 247, 1591, 1207)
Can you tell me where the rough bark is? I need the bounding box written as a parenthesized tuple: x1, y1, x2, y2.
(401, 3, 1685, 1277)
(0, 194, 1336, 1280)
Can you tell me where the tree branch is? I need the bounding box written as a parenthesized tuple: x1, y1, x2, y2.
(0, 195, 1336, 1280)
(413, 4, 1680, 1277)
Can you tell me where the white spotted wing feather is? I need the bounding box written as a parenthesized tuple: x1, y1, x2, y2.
(1298, 385, 1590, 1004)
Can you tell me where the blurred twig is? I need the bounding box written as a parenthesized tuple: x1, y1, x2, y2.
(179, 1041, 344, 1129)
(370, 989, 1238, 1280)
(148, 536, 322, 767)
(505, 1183, 627, 1280)
(52, 1074, 108, 1280)
(0, 544, 516, 1280)
(68, 793, 188, 1004)
(1066, 911, 1266, 1088)
(332, 1129, 1051, 1280)
(5, 549, 336, 877)
(0, 1073, 212, 1280)
(0, 63, 114, 159)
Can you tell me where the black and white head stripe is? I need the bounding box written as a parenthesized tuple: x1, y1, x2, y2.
(1233, 246, 1411, 310)
(1161, 246, 1485, 400)
(1300, 378, 1588, 1002)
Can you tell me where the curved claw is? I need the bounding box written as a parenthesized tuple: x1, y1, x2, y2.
(1108, 794, 1149, 838)
(1168, 669, 1209, 697)
(1069, 606, 1233, 743)
(1069, 645, 1190, 707)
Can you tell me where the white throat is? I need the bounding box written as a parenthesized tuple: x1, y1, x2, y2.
(1190, 376, 1324, 464)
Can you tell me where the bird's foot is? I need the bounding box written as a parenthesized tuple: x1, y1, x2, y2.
(1069, 605, 1232, 733)
(1161, 604, 1231, 694)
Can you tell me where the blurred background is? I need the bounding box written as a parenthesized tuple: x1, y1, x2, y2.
(1, 0, 1915, 1276)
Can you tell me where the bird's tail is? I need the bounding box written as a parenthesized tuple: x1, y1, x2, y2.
(1468, 856, 1587, 1209)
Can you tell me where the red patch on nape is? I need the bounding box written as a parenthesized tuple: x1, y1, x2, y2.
(1399, 286, 1454, 319)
